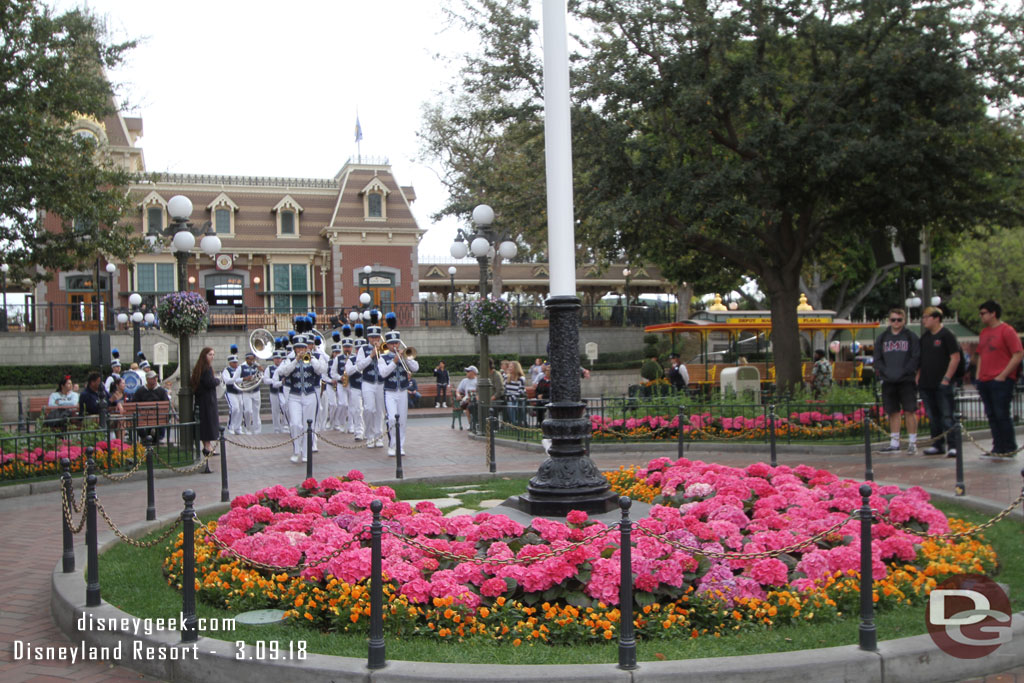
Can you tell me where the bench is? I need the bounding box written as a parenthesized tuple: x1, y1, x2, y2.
(28, 397, 79, 420)
(413, 381, 536, 408)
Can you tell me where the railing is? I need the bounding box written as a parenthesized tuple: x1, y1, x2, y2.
(0, 301, 673, 333)
(0, 416, 198, 482)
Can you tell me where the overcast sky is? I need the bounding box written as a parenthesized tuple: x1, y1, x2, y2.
(64, 0, 482, 260)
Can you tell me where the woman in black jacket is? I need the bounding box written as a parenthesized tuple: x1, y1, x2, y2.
(191, 347, 221, 454)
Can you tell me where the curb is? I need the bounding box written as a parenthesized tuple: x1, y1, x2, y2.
(50, 491, 1024, 683)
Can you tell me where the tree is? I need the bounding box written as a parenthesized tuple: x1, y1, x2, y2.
(0, 1, 142, 276)
(945, 226, 1024, 331)
(575, 0, 1024, 390)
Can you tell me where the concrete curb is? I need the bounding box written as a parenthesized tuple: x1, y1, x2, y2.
(50, 490, 1024, 683)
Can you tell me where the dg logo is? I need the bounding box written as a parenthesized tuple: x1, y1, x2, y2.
(927, 573, 1012, 659)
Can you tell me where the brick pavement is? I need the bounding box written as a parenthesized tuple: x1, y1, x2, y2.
(1, 415, 1022, 682)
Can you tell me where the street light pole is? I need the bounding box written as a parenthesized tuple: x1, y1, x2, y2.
(129, 292, 143, 358)
(622, 267, 631, 327)
(448, 266, 457, 326)
(105, 262, 116, 332)
(0, 263, 8, 332)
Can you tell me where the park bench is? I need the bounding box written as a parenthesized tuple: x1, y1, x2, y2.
(28, 396, 79, 420)
(208, 312, 277, 329)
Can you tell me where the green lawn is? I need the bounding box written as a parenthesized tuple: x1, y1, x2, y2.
(96, 483, 1023, 664)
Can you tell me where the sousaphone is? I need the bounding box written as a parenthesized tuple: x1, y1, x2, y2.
(249, 328, 275, 361)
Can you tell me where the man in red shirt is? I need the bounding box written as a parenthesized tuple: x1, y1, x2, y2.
(975, 300, 1023, 457)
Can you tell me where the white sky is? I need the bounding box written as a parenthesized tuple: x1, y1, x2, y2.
(64, 0, 481, 260)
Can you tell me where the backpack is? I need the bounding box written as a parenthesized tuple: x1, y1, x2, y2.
(954, 348, 968, 379)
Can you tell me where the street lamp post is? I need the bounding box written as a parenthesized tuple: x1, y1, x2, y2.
(450, 205, 518, 433)
(148, 195, 221, 449)
(0, 263, 8, 332)
(622, 267, 631, 327)
(105, 262, 116, 332)
(128, 292, 143, 358)
(448, 266, 457, 326)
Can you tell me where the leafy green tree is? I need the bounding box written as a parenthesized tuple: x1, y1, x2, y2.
(945, 226, 1024, 331)
(0, 1, 142, 277)
(575, 0, 1024, 389)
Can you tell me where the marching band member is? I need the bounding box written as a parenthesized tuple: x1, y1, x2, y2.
(319, 342, 341, 431)
(240, 350, 262, 435)
(379, 314, 418, 456)
(276, 334, 328, 463)
(344, 325, 365, 439)
(104, 350, 122, 394)
(221, 347, 243, 435)
(355, 312, 386, 448)
(263, 341, 287, 434)
(329, 328, 350, 431)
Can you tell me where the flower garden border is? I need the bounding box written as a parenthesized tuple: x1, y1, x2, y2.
(51, 478, 1024, 683)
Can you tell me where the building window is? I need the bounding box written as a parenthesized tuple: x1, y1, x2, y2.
(215, 208, 232, 234)
(147, 206, 164, 233)
(368, 193, 382, 218)
(205, 273, 244, 310)
(280, 210, 296, 235)
(273, 195, 303, 237)
(272, 263, 308, 314)
(137, 263, 176, 305)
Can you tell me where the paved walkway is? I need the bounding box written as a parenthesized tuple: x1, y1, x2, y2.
(1, 413, 1023, 682)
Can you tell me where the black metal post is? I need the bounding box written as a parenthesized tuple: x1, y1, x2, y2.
(677, 405, 686, 459)
(862, 411, 874, 482)
(306, 419, 313, 479)
(85, 471, 100, 607)
(17, 389, 25, 432)
(953, 408, 964, 497)
(617, 496, 637, 670)
(394, 418, 404, 480)
(769, 404, 778, 468)
(145, 436, 156, 521)
(219, 427, 229, 503)
(60, 458, 75, 573)
(488, 414, 497, 473)
(449, 272, 456, 326)
(367, 500, 386, 669)
(181, 489, 198, 643)
(858, 483, 877, 651)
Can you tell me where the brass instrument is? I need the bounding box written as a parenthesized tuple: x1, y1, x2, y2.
(237, 370, 263, 392)
(249, 328, 275, 361)
(301, 351, 312, 364)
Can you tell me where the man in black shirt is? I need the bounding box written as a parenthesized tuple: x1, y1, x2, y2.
(917, 307, 960, 457)
(132, 371, 171, 443)
(78, 372, 107, 418)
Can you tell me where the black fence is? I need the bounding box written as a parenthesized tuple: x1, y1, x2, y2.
(0, 416, 199, 483)
(1, 300, 674, 333)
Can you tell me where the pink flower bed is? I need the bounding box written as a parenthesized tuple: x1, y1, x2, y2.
(213, 461, 948, 607)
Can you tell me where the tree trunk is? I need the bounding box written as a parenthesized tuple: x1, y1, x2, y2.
(675, 282, 693, 321)
(763, 269, 803, 393)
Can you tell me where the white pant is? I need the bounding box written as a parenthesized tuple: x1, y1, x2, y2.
(361, 383, 385, 443)
(287, 392, 319, 457)
(318, 385, 336, 431)
(225, 392, 242, 433)
(269, 391, 285, 433)
(334, 384, 349, 430)
(347, 385, 363, 437)
(384, 390, 409, 454)
(243, 390, 261, 434)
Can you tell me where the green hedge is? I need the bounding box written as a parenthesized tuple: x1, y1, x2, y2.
(0, 363, 179, 388)
(411, 351, 645, 377)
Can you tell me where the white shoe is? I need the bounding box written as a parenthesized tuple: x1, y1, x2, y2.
(290, 454, 299, 463)
(387, 448, 396, 457)
(435, 403, 441, 408)
(443, 403, 448, 408)
(301, 454, 308, 462)
(312, 448, 318, 453)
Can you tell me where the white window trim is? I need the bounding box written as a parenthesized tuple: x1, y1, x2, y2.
(272, 195, 303, 238)
(359, 178, 389, 221)
(207, 193, 239, 237)
(139, 191, 168, 235)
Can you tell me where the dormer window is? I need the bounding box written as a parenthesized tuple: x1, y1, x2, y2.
(207, 193, 239, 237)
(360, 177, 390, 220)
(139, 191, 168, 235)
(273, 195, 303, 238)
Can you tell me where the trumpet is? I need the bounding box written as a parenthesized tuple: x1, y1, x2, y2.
(301, 351, 312, 364)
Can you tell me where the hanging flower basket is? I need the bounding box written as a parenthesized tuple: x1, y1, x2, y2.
(457, 297, 513, 336)
(156, 291, 209, 337)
